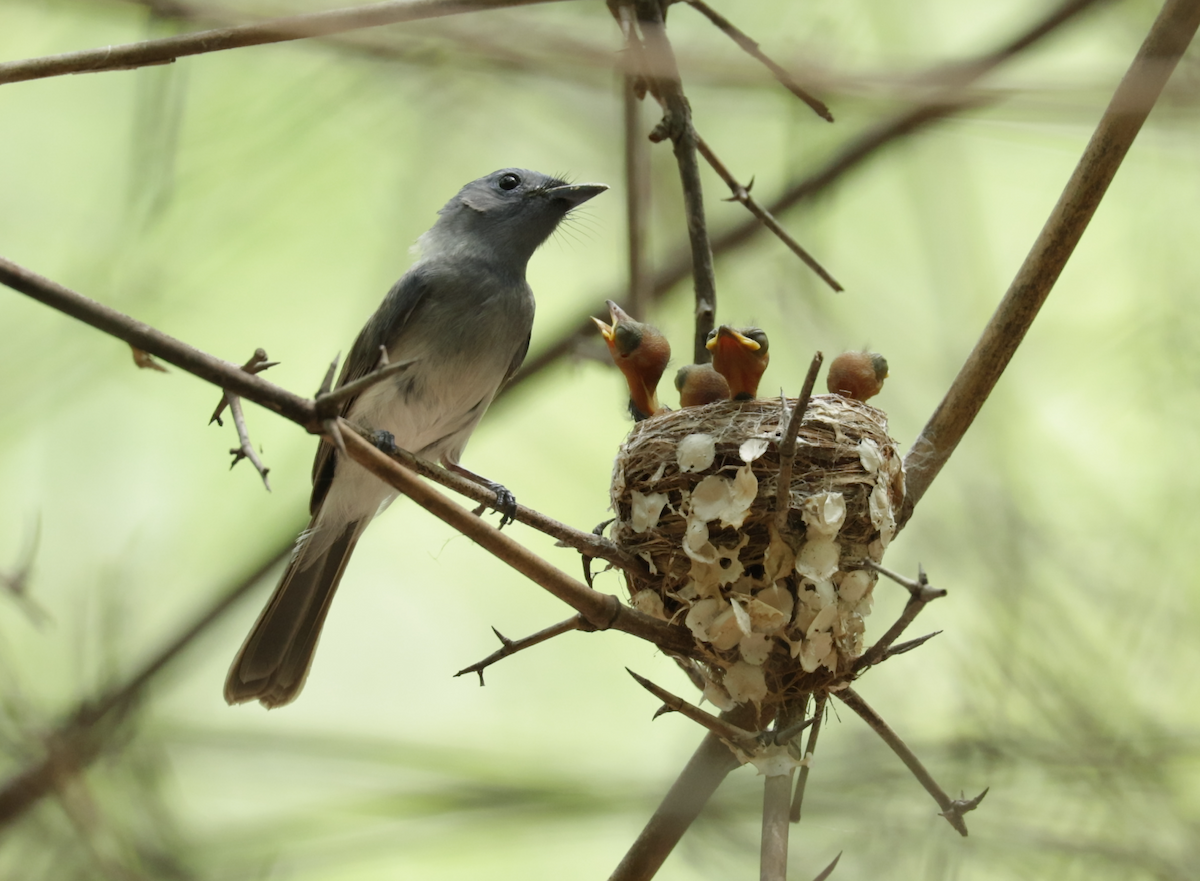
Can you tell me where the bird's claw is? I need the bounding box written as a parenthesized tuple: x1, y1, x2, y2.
(489, 483, 518, 529)
(372, 430, 398, 455)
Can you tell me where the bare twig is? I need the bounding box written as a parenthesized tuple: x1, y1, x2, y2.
(901, 0, 1200, 518)
(510, 0, 1106, 398)
(789, 692, 826, 822)
(0, 256, 317, 427)
(836, 687, 985, 836)
(225, 395, 271, 490)
(608, 704, 756, 881)
(455, 616, 584, 684)
(812, 851, 842, 881)
(852, 562, 945, 673)
(626, 669, 759, 752)
(314, 356, 418, 417)
(696, 136, 842, 292)
(623, 69, 653, 318)
(623, 0, 718, 363)
(761, 771, 794, 881)
(774, 353, 824, 529)
(0, 542, 291, 827)
(338, 426, 693, 654)
(0, 0, 571, 86)
(880, 630, 942, 661)
(0, 516, 49, 627)
(682, 0, 832, 121)
(209, 348, 278, 425)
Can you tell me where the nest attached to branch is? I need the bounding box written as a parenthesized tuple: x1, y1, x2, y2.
(610, 394, 904, 719)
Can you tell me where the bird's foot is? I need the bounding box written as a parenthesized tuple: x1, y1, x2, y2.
(371, 430, 398, 455)
(485, 482, 519, 529)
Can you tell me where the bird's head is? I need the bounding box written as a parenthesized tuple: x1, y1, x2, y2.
(422, 169, 607, 268)
(706, 325, 770, 399)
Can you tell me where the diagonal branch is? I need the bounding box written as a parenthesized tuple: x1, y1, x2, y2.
(455, 616, 585, 684)
(0, 0, 571, 86)
(901, 0, 1200, 516)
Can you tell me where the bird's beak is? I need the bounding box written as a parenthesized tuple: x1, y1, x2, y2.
(706, 325, 760, 353)
(605, 299, 635, 328)
(592, 315, 615, 344)
(547, 182, 608, 208)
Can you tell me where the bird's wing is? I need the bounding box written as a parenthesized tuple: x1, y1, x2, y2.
(497, 329, 532, 392)
(310, 268, 434, 513)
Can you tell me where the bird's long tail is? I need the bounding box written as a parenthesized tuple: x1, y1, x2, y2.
(224, 517, 366, 708)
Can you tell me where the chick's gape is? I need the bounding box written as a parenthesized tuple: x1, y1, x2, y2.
(225, 169, 606, 709)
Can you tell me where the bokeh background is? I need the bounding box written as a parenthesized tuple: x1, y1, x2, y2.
(2, 0, 1200, 878)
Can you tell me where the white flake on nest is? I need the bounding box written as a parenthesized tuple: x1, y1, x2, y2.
(858, 439, 882, 474)
(630, 490, 670, 534)
(703, 679, 736, 712)
(799, 631, 834, 673)
(763, 526, 796, 584)
(802, 492, 846, 539)
(688, 464, 758, 529)
(687, 534, 748, 591)
(685, 597, 724, 641)
(748, 743, 802, 777)
(869, 482, 896, 548)
(837, 570, 874, 607)
(724, 660, 767, 704)
(707, 603, 745, 650)
(739, 437, 770, 463)
(796, 538, 841, 582)
(747, 587, 791, 633)
(677, 433, 716, 473)
(649, 461, 667, 483)
(807, 603, 838, 637)
(739, 632, 774, 665)
(630, 589, 667, 620)
(682, 517, 716, 563)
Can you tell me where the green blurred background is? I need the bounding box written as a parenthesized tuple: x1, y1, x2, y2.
(2, 0, 1199, 878)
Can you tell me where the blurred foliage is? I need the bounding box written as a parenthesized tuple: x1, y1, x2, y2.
(1, 0, 1200, 878)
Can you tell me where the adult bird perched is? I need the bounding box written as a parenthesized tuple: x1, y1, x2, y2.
(675, 363, 730, 408)
(593, 299, 671, 421)
(827, 351, 889, 402)
(225, 169, 607, 708)
(707, 325, 770, 400)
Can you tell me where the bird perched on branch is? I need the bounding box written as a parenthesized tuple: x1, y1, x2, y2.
(827, 351, 889, 402)
(225, 169, 606, 708)
(593, 299, 671, 421)
(674, 363, 730, 408)
(707, 325, 770, 400)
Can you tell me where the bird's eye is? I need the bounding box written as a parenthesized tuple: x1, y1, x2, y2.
(498, 173, 521, 191)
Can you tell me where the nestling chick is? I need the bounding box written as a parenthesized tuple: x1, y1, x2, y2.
(826, 351, 889, 402)
(593, 300, 671, 420)
(706, 326, 770, 400)
(674, 363, 731, 408)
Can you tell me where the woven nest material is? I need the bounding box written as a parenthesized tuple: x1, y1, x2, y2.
(610, 394, 904, 717)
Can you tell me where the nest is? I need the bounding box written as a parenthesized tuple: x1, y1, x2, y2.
(610, 394, 904, 718)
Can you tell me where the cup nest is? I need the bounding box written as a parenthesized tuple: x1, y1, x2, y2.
(610, 394, 904, 717)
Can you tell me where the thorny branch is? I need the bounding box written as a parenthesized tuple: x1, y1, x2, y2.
(695, 135, 842, 292)
(212, 349, 279, 490)
(774, 352, 824, 530)
(682, 0, 832, 121)
(455, 616, 585, 684)
(626, 669, 760, 753)
(510, 0, 1110, 396)
(789, 692, 826, 822)
(0, 544, 291, 827)
(0, 0, 570, 86)
(853, 561, 946, 673)
(836, 686, 988, 837)
(618, 0, 718, 364)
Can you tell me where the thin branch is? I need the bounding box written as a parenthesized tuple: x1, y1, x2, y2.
(0, 516, 49, 627)
(337, 426, 693, 654)
(880, 630, 942, 661)
(313, 355, 417, 417)
(0, 256, 316, 427)
(225, 395, 271, 490)
(454, 616, 584, 684)
(836, 687, 985, 837)
(608, 703, 757, 881)
(342, 423, 651, 582)
(0, 0, 571, 86)
(852, 562, 945, 673)
(812, 852, 842, 881)
(789, 692, 826, 822)
(622, 65, 653, 318)
(761, 771, 794, 881)
(626, 668, 759, 752)
(0, 543, 290, 828)
(625, 0, 717, 363)
(774, 353, 824, 529)
(508, 0, 1106, 398)
(901, 0, 1200, 517)
(682, 0, 832, 121)
(209, 348, 278, 426)
(696, 135, 842, 292)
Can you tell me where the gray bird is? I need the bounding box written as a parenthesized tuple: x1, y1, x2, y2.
(225, 168, 606, 708)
